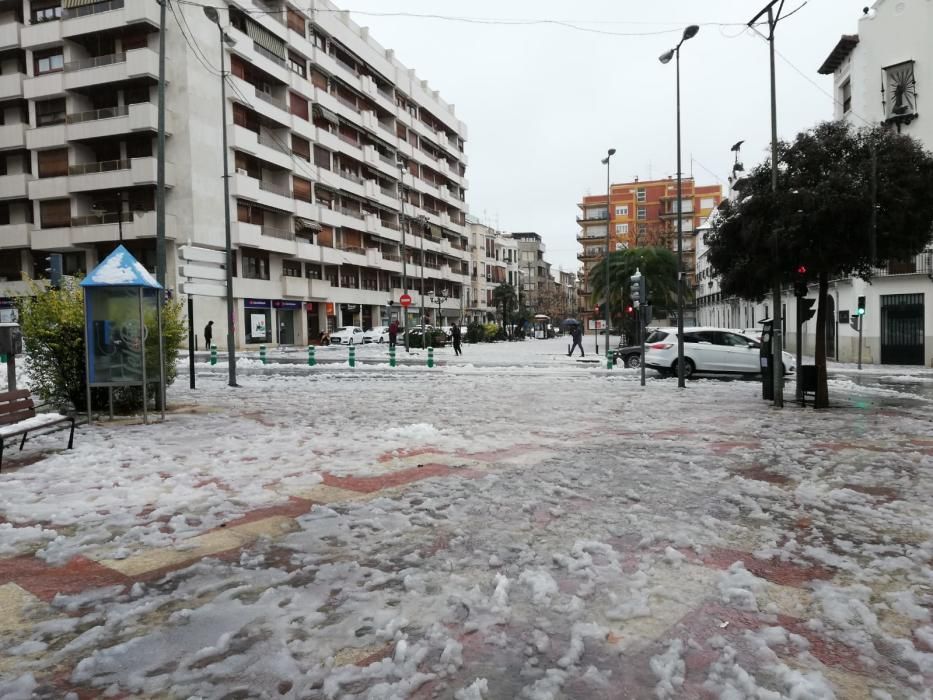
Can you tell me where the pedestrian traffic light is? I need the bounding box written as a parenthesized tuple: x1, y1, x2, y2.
(798, 297, 816, 322)
(45, 253, 63, 290)
(856, 296, 866, 316)
(793, 265, 808, 297)
(625, 305, 634, 315)
(594, 304, 600, 315)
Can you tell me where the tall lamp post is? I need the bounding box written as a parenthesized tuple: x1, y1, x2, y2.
(600, 148, 616, 357)
(397, 159, 410, 352)
(203, 6, 238, 387)
(417, 214, 428, 339)
(659, 24, 699, 389)
(430, 288, 449, 338)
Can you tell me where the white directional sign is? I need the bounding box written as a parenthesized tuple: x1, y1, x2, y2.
(179, 245, 227, 297)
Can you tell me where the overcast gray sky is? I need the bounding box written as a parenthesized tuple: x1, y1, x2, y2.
(341, 0, 868, 273)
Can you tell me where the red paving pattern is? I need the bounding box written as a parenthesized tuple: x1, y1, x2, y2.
(321, 463, 483, 493)
(0, 555, 131, 603)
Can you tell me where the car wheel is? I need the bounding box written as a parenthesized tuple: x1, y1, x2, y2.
(625, 354, 641, 369)
(673, 358, 695, 380)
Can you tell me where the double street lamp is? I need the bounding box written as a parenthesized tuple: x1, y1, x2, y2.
(659, 24, 699, 389)
(203, 5, 239, 388)
(430, 288, 449, 343)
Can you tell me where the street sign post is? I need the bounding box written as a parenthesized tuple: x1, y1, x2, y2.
(179, 245, 229, 389)
(399, 294, 412, 308)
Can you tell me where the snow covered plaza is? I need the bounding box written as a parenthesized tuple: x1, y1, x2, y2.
(1, 338, 933, 699)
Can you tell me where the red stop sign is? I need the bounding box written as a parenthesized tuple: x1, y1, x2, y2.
(400, 293, 412, 308)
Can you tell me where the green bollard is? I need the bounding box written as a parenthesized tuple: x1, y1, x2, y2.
(308, 345, 316, 366)
(0, 354, 6, 364)
(427, 347, 434, 368)
(260, 344, 267, 364)
(389, 345, 396, 368)
(607, 349, 613, 370)
(348, 345, 356, 368)
(210, 344, 217, 366)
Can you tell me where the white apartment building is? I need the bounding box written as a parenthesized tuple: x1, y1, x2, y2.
(465, 217, 519, 323)
(0, 0, 470, 346)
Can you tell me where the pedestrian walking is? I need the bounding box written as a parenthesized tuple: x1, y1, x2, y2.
(279, 321, 287, 344)
(568, 324, 584, 357)
(451, 321, 463, 356)
(388, 319, 399, 349)
(203, 320, 213, 349)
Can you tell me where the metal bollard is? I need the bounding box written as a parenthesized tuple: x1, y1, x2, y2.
(607, 349, 613, 371)
(210, 344, 217, 366)
(308, 345, 316, 366)
(427, 347, 434, 368)
(348, 345, 356, 368)
(260, 345, 267, 364)
(389, 345, 396, 368)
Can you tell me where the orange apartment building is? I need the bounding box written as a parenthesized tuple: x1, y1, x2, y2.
(576, 177, 722, 321)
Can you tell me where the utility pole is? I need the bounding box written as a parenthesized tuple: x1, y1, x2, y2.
(397, 160, 410, 352)
(748, 0, 787, 408)
(156, 0, 167, 288)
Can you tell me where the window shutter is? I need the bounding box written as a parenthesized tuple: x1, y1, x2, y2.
(290, 92, 308, 120)
(40, 198, 71, 228)
(291, 135, 310, 161)
(293, 176, 312, 203)
(38, 148, 68, 178)
(286, 8, 305, 34)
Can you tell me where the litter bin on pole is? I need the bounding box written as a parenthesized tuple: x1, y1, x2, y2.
(759, 319, 774, 401)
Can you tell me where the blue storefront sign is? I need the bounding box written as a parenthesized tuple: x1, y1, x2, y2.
(244, 298, 271, 309)
(272, 299, 302, 310)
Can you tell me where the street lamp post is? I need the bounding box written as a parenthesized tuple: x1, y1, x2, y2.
(430, 288, 449, 339)
(417, 215, 428, 340)
(397, 159, 410, 352)
(203, 6, 238, 387)
(659, 24, 699, 389)
(600, 148, 616, 358)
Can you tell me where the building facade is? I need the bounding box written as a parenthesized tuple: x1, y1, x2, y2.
(806, 0, 932, 364)
(577, 177, 721, 323)
(465, 217, 519, 323)
(510, 231, 550, 311)
(0, 0, 471, 346)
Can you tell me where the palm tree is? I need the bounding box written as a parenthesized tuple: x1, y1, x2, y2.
(491, 283, 518, 339)
(589, 247, 682, 338)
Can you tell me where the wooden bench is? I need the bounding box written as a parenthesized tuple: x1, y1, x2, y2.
(0, 389, 75, 470)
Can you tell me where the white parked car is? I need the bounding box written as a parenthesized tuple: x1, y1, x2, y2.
(643, 327, 796, 379)
(364, 326, 390, 343)
(329, 326, 365, 345)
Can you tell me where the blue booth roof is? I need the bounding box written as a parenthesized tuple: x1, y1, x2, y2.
(80, 245, 162, 289)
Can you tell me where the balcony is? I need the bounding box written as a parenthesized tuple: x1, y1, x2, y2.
(0, 222, 33, 248)
(67, 211, 175, 245)
(0, 173, 32, 200)
(228, 124, 292, 171)
(20, 17, 61, 49)
(22, 70, 63, 100)
(576, 212, 608, 223)
(63, 47, 161, 91)
(0, 72, 23, 100)
(0, 19, 22, 51)
(67, 156, 174, 192)
(65, 102, 170, 141)
(62, 0, 160, 38)
(281, 275, 308, 298)
(0, 122, 27, 150)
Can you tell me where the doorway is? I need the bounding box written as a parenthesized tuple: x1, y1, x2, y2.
(825, 294, 836, 359)
(881, 293, 924, 365)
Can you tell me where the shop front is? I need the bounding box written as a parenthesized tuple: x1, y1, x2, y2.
(273, 299, 301, 344)
(244, 299, 272, 345)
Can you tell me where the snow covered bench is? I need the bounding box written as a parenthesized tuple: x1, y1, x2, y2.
(0, 389, 75, 470)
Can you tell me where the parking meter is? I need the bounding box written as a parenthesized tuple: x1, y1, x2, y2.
(759, 319, 773, 401)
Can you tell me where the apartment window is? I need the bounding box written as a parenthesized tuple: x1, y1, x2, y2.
(35, 98, 66, 126)
(312, 30, 326, 50)
(304, 263, 322, 279)
(293, 176, 312, 203)
(37, 148, 68, 178)
(615, 223, 629, 234)
(236, 201, 263, 225)
(290, 92, 308, 120)
(313, 145, 331, 170)
(233, 104, 259, 133)
(636, 206, 647, 220)
(636, 188, 646, 203)
(288, 51, 306, 79)
(286, 7, 305, 34)
(31, 0, 61, 24)
(291, 134, 310, 161)
(638, 224, 647, 234)
(241, 250, 270, 279)
(841, 79, 852, 113)
(310, 69, 327, 90)
(615, 205, 628, 216)
(34, 49, 64, 75)
(282, 259, 302, 277)
(124, 84, 150, 105)
(39, 198, 70, 228)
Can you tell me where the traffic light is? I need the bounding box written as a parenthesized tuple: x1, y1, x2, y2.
(793, 265, 808, 297)
(625, 305, 634, 315)
(629, 269, 646, 307)
(45, 253, 63, 290)
(594, 304, 600, 315)
(856, 296, 866, 316)
(798, 297, 816, 322)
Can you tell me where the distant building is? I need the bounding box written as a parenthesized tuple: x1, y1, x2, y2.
(577, 177, 721, 323)
(466, 217, 519, 323)
(510, 232, 551, 311)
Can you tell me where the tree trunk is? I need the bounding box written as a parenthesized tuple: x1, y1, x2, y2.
(814, 271, 830, 408)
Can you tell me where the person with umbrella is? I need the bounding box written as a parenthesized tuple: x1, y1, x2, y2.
(562, 319, 584, 357)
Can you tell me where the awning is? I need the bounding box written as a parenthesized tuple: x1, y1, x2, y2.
(313, 104, 339, 125)
(246, 19, 286, 61)
(295, 217, 322, 232)
(63, 0, 99, 7)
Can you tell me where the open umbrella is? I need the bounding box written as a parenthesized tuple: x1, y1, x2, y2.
(560, 318, 580, 329)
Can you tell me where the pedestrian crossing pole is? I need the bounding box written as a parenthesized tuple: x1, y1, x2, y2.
(389, 345, 396, 367)
(349, 345, 356, 368)
(259, 345, 267, 365)
(427, 347, 434, 368)
(210, 344, 217, 366)
(307, 345, 315, 366)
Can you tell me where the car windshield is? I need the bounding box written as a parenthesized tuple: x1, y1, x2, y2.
(335, 327, 350, 333)
(645, 330, 669, 344)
